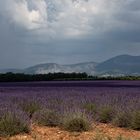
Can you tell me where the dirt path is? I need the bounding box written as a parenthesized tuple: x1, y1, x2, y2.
(1, 123, 140, 140)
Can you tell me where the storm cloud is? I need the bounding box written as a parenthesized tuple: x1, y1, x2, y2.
(0, 0, 140, 68)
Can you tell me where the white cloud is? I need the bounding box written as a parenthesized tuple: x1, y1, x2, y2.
(0, 0, 48, 29)
(0, 0, 109, 37)
(0, 0, 140, 39)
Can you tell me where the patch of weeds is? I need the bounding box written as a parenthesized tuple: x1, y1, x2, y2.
(20, 100, 41, 118)
(131, 111, 140, 130)
(98, 106, 114, 123)
(112, 112, 131, 128)
(62, 111, 91, 132)
(0, 111, 30, 137)
(33, 109, 61, 127)
(83, 103, 97, 114)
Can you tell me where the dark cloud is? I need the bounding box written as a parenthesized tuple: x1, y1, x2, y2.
(0, 0, 140, 68)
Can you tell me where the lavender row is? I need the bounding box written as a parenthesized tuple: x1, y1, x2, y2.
(0, 82, 140, 136)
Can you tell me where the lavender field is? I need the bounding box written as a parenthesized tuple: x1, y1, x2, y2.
(0, 81, 140, 136)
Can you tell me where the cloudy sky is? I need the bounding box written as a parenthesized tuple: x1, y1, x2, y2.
(0, 0, 140, 68)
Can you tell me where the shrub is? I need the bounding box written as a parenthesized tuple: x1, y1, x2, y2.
(20, 100, 41, 118)
(62, 111, 91, 132)
(33, 109, 60, 127)
(83, 103, 97, 114)
(98, 106, 114, 123)
(0, 111, 30, 137)
(131, 111, 140, 130)
(112, 112, 131, 128)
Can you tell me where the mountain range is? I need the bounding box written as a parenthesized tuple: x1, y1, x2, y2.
(0, 55, 140, 76)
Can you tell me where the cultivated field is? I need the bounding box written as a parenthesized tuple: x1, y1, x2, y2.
(0, 81, 140, 140)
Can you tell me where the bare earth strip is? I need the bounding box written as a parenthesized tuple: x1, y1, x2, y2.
(1, 123, 140, 140)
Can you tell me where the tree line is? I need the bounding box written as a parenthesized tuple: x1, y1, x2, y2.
(0, 72, 88, 82)
(0, 72, 139, 82)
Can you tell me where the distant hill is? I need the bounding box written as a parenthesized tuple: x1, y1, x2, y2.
(23, 62, 98, 75)
(0, 55, 140, 76)
(95, 55, 140, 76)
